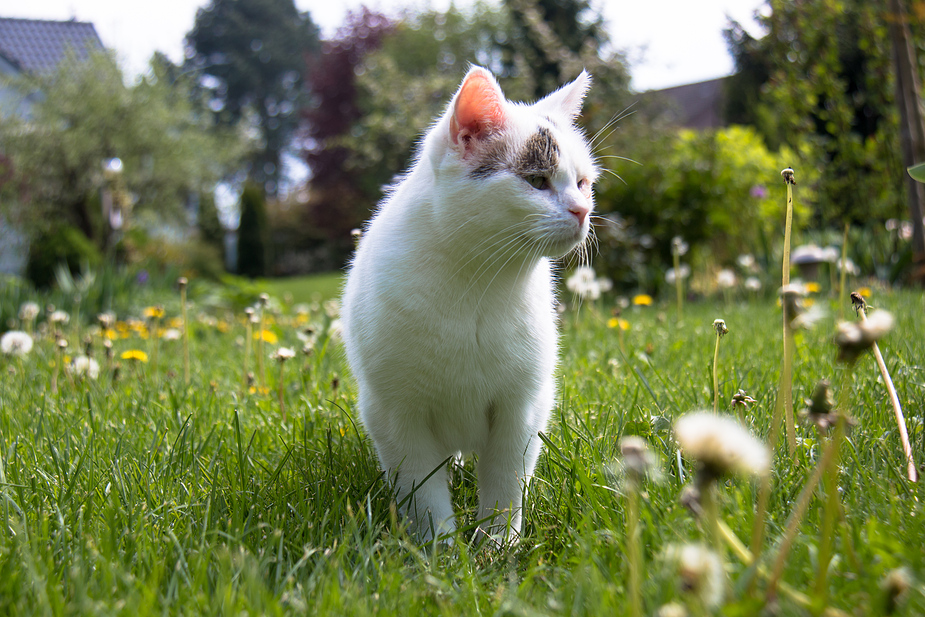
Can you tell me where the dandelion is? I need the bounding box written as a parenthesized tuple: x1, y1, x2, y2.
(744, 276, 761, 292)
(121, 350, 149, 362)
(675, 412, 769, 481)
(50, 310, 70, 325)
(667, 543, 724, 610)
(328, 319, 343, 341)
(879, 567, 912, 615)
(804, 281, 820, 293)
(671, 236, 689, 257)
(607, 317, 629, 330)
(142, 306, 165, 320)
(834, 309, 893, 364)
(716, 269, 736, 289)
(161, 328, 182, 341)
(655, 603, 688, 617)
(69, 355, 100, 380)
(1, 331, 33, 356)
(566, 266, 610, 301)
(19, 302, 39, 333)
(799, 380, 836, 434)
(273, 346, 296, 421)
(736, 253, 756, 271)
(712, 319, 728, 413)
(731, 389, 757, 415)
(632, 294, 653, 307)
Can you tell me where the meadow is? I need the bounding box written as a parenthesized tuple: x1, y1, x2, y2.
(0, 273, 923, 616)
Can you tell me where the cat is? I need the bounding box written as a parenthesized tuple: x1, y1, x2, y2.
(341, 66, 597, 542)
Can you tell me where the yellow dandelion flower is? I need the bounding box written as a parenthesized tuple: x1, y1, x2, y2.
(254, 329, 278, 344)
(168, 317, 183, 328)
(103, 328, 118, 340)
(248, 386, 271, 395)
(805, 281, 820, 293)
(857, 286, 872, 299)
(121, 350, 149, 362)
(217, 320, 230, 333)
(607, 317, 630, 330)
(804, 298, 815, 307)
(143, 306, 165, 319)
(633, 294, 653, 307)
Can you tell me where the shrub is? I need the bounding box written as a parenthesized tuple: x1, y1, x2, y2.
(25, 225, 101, 289)
(237, 182, 269, 278)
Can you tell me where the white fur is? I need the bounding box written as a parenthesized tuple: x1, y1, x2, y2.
(342, 67, 597, 542)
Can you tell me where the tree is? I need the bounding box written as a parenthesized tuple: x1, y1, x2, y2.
(0, 50, 244, 251)
(725, 1, 906, 228)
(237, 181, 269, 277)
(186, 0, 320, 195)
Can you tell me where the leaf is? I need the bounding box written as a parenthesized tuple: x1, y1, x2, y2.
(907, 162, 925, 183)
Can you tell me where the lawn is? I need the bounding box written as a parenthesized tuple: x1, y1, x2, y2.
(0, 282, 922, 615)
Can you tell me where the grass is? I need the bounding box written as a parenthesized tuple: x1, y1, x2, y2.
(0, 281, 923, 615)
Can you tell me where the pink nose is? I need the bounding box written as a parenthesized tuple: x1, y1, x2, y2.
(569, 203, 589, 226)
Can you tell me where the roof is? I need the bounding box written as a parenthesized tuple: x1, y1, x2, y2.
(644, 77, 728, 129)
(0, 17, 104, 74)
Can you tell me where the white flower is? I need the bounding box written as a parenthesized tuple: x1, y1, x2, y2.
(820, 246, 840, 263)
(161, 328, 182, 341)
(834, 309, 894, 363)
(837, 257, 859, 276)
(716, 269, 736, 289)
(323, 299, 341, 318)
(18, 302, 40, 322)
(566, 266, 610, 301)
(1, 331, 33, 356)
(667, 543, 724, 609)
(736, 253, 755, 271)
(671, 236, 689, 256)
(273, 347, 296, 362)
(69, 355, 100, 380)
(50, 310, 70, 325)
(674, 412, 770, 477)
(744, 276, 761, 291)
(666, 264, 691, 284)
(328, 318, 343, 341)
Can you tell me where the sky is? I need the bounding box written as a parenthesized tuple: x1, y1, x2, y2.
(0, 0, 767, 91)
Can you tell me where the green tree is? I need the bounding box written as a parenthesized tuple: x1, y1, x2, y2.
(187, 0, 320, 195)
(725, 0, 905, 228)
(0, 50, 244, 251)
(237, 181, 269, 277)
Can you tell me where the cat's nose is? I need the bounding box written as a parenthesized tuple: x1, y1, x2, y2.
(568, 203, 589, 226)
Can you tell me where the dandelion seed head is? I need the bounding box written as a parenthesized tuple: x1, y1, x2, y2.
(716, 269, 736, 289)
(161, 328, 182, 341)
(69, 355, 100, 380)
(656, 602, 689, 617)
(667, 543, 725, 609)
(619, 435, 658, 482)
(674, 411, 770, 478)
(744, 276, 762, 292)
(671, 236, 689, 257)
(1, 331, 33, 356)
(50, 310, 70, 325)
(834, 309, 893, 363)
(18, 302, 40, 322)
(666, 264, 690, 284)
(781, 167, 795, 185)
(712, 319, 729, 337)
(273, 347, 296, 362)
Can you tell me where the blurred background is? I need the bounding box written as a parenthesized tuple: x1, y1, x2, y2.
(1, 0, 924, 310)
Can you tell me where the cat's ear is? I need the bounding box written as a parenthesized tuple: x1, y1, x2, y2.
(449, 67, 506, 153)
(536, 70, 591, 120)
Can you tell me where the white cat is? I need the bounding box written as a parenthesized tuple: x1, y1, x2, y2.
(342, 66, 597, 542)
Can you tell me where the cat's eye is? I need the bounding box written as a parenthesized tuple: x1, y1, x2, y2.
(578, 178, 592, 197)
(525, 175, 549, 190)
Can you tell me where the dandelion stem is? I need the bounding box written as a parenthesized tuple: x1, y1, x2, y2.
(627, 486, 642, 617)
(243, 318, 252, 393)
(258, 307, 266, 390)
(779, 169, 797, 455)
(766, 413, 846, 602)
(858, 310, 918, 483)
(278, 362, 286, 423)
(674, 249, 683, 322)
(838, 222, 850, 321)
(713, 331, 721, 414)
(180, 281, 190, 385)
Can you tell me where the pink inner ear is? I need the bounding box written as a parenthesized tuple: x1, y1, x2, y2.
(450, 71, 505, 146)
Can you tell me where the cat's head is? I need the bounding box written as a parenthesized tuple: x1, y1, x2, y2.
(430, 66, 598, 261)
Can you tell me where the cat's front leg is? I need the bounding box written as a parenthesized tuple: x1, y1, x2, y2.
(475, 401, 548, 544)
(373, 433, 457, 542)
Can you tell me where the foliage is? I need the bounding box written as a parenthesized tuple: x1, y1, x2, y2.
(725, 0, 906, 225)
(186, 0, 320, 194)
(237, 181, 269, 278)
(25, 224, 102, 289)
(595, 124, 815, 291)
(0, 51, 245, 250)
(197, 190, 225, 262)
(0, 277, 923, 614)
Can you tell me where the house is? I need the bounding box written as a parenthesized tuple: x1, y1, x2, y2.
(642, 76, 729, 129)
(0, 17, 104, 276)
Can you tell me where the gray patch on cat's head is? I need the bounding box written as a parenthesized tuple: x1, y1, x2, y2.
(514, 127, 560, 177)
(470, 137, 512, 179)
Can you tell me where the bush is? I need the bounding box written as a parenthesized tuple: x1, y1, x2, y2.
(25, 225, 101, 289)
(237, 182, 269, 278)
